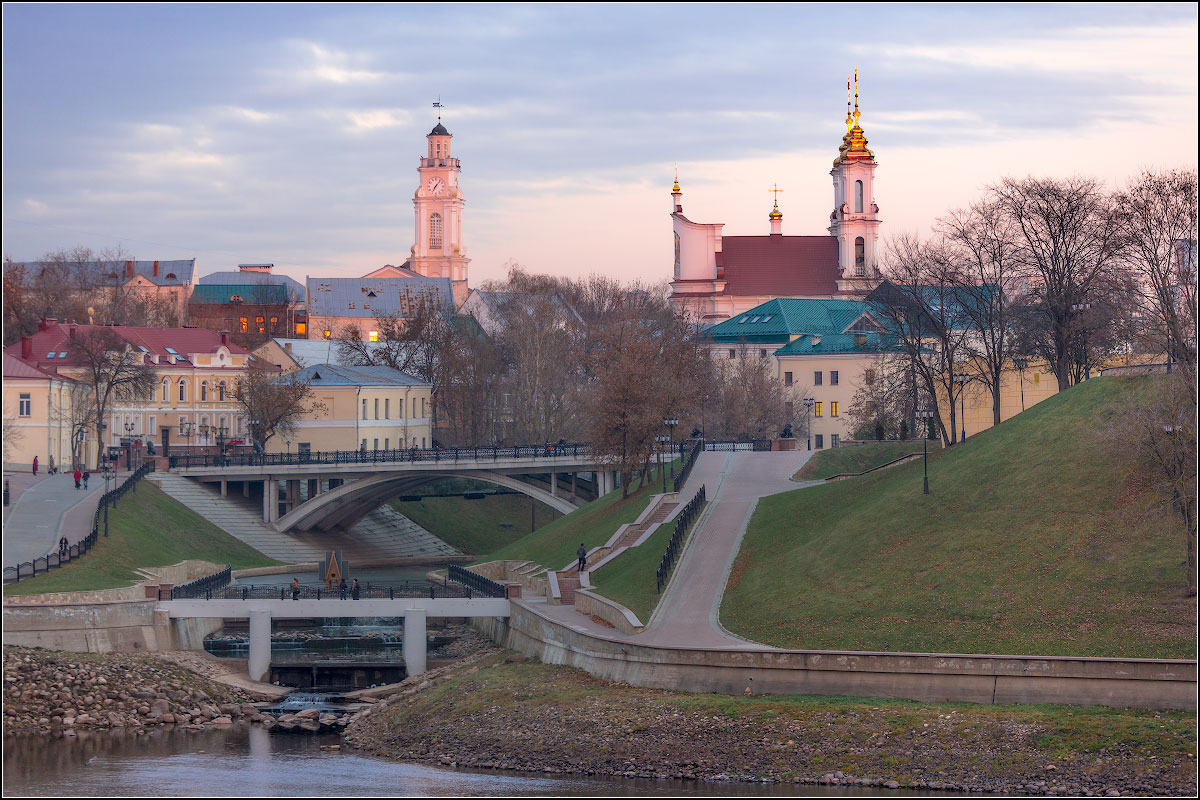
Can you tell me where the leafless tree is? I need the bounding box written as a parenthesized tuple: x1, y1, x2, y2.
(705, 348, 792, 440)
(988, 176, 1121, 390)
(846, 353, 913, 440)
(233, 360, 319, 450)
(68, 328, 157, 469)
(1, 401, 23, 463)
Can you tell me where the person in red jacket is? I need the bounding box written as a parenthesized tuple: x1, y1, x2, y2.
(73, 467, 82, 490)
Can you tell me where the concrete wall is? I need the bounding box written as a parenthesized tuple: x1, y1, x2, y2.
(3, 560, 225, 606)
(2, 599, 223, 653)
(474, 601, 1197, 711)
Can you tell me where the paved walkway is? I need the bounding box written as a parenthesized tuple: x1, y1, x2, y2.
(532, 448, 812, 648)
(2, 469, 127, 567)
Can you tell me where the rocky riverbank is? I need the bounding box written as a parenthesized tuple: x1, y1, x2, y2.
(344, 655, 1198, 797)
(2, 646, 271, 734)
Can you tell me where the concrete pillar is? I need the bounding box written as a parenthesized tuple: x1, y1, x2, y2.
(314, 477, 324, 495)
(262, 479, 273, 521)
(248, 608, 271, 682)
(220, 480, 227, 498)
(571, 471, 577, 497)
(243, 481, 250, 498)
(550, 472, 558, 498)
(403, 607, 427, 677)
(286, 480, 300, 510)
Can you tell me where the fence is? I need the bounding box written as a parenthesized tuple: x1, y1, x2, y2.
(170, 565, 232, 599)
(703, 440, 772, 452)
(166, 578, 471, 601)
(3, 461, 154, 585)
(655, 485, 707, 593)
(673, 440, 703, 494)
(447, 564, 509, 598)
(171, 442, 591, 469)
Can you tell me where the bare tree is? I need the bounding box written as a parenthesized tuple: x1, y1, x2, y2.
(68, 328, 157, 469)
(233, 360, 318, 450)
(706, 349, 792, 440)
(1, 401, 23, 463)
(846, 353, 912, 440)
(989, 176, 1121, 390)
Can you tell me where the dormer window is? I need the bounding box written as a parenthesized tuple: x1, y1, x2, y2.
(348, 302, 356, 310)
(165, 273, 176, 280)
(230, 294, 244, 303)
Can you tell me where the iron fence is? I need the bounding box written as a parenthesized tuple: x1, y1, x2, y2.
(170, 565, 232, 599)
(655, 485, 707, 594)
(447, 564, 508, 598)
(169, 579, 471, 601)
(171, 442, 591, 470)
(704, 440, 772, 452)
(3, 461, 154, 585)
(673, 440, 703, 494)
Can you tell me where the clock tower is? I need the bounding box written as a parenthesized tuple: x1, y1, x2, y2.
(410, 118, 469, 298)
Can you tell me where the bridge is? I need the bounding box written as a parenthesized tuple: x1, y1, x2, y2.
(169, 444, 623, 534)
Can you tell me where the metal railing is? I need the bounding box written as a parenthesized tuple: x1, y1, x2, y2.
(170, 565, 232, 599)
(655, 485, 707, 594)
(446, 564, 508, 598)
(3, 461, 154, 584)
(168, 579, 471, 601)
(673, 440, 703, 494)
(703, 440, 772, 452)
(170, 442, 592, 469)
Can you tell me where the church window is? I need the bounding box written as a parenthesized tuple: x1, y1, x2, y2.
(430, 213, 443, 249)
(855, 181, 864, 213)
(855, 237, 866, 276)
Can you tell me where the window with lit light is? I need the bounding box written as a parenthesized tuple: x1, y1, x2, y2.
(368, 331, 379, 342)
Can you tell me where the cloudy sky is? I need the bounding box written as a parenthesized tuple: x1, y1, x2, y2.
(3, 4, 1196, 288)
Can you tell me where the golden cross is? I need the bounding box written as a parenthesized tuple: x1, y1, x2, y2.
(769, 183, 784, 205)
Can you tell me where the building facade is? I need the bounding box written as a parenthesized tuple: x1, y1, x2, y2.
(305, 276, 455, 341)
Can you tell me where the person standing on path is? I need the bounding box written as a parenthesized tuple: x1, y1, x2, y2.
(32, 456, 38, 476)
(350, 578, 360, 600)
(338, 577, 348, 600)
(82, 471, 90, 490)
(291, 577, 300, 601)
(58, 536, 68, 557)
(48, 455, 55, 475)
(576, 543, 587, 572)
(73, 467, 82, 490)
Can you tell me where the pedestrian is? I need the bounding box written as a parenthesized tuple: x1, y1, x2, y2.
(339, 577, 348, 600)
(576, 542, 587, 572)
(291, 577, 300, 601)
(82, 470, 90, 490)
(58, 536, 68, 557)
(48, 454, 56, 475)
(73, 467, 82, 490)
(32, 456, 38, 476)
(350, 578, 360, 600)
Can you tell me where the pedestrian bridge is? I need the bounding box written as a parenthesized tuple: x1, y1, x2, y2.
(170, 444, 622, 534)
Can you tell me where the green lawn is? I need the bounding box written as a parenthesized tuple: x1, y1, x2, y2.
(590, 514, 688, 623)
(4, 482, 279, 595)
(723, 377, 1196, 659)
(388, 478, 562, 557)
(480, 462, 676, 572)
(794, 439, 930, 481)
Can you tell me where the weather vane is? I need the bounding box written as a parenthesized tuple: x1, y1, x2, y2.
(433, 97, 444, 122)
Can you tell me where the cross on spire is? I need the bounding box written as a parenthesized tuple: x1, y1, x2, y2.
(769, 183, 784, 207)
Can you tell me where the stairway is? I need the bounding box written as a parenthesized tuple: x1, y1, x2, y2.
(150, 473, 460, 564)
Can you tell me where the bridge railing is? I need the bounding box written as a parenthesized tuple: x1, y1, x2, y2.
(656, 485, 707, 594)
(170, 565, 232, 599)
(167, 580, 472, 601)
(170, 442, 592, 469)
(446, 564, 508, 598)
(703, 440, 772, 452)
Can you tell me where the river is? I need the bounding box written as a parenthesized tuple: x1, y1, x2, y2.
(3, 725, 926, 797)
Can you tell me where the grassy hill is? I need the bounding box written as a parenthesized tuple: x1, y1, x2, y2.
(794, 440, 930, 481)
(479, 463, 675, 572)
(722, 377, 1195, 659)
(387, 478, 562, 557)
(4, 482, 279, 596)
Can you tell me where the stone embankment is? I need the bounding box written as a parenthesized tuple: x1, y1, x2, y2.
(344, 655, 1198, 797)
(2, 646, 269, 734)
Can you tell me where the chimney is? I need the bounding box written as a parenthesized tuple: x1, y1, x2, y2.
(20, 336, 32, 360)
(125, 260, 134, 278)
(39, 317, 56, 332)
(284, 342, 293, 355)
(69, 326, 77, 339)
(220, 330, 229, 346)
(153, 260, 159, 278)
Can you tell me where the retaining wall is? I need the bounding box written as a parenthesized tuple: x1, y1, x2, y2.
(2, 599, 222, 653)
(474, 602, 1197, 711)
(3, 560, 225, 606)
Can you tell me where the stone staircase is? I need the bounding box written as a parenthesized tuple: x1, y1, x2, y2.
(150, 472, 460, 564)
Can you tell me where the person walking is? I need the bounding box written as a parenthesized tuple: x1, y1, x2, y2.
(58, 536, 69, 557)
(82, 470, 90, 490)
(291, 577, 300, 601)
(32, 456, 38, 476)
(576, 543, 587, 572)
(338, 577, 348, 600)
(350, 578, 360, 600)
(73, 467, 82, 490)
(48, 454, 56, 475)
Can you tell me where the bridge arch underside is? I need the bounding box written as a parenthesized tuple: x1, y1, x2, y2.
(276, 470, 584, 534)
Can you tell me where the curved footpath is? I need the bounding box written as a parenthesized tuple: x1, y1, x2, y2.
(2, 468, 127, 568)
(481, 450, 1197, 710)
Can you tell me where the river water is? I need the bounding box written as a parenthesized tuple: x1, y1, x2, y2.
(3, 725, 922, 797)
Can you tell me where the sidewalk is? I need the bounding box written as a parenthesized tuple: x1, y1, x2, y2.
(2, 468, 129, 567)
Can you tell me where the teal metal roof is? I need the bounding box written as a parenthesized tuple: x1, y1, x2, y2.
(285, 363, 431, 388)
(707, 298, 878, 343)
(191, 284, 287, 305)
(774, 331, 896, 356)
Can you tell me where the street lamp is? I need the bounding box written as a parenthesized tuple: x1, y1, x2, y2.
(655, 433, 670, 493)
(663, 416, 679, 477)
(1013, 357, 1029, 412)
(1071, 301, 1093, 379)
(953, 372, 970, 443)
(801, 398, 815, 450)
(915, 409, 935, 494)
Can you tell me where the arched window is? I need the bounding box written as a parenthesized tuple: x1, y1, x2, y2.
(178, 379, 187, 403)
(854, 180, 864, 213)
(854, 237, 866, 276)
(200, 382, 208, 402)
(218, 381, 226, 401)
(429, 213, 443, 250)
(161, 378, 169, 403)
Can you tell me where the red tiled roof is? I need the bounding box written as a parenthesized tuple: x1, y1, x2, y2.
(719, 235, 840, 297)
(4, 323, 248, 373)
(2, 352, 62, 381)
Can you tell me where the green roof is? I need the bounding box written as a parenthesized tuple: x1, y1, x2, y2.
(190, 284, 287, 305)
(707, 298, 878, 343)
(774, 331, 896, 356)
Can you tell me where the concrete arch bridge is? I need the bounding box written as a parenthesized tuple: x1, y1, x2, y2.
(172, 445, 619, 534)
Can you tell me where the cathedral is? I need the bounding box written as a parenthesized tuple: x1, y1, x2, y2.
(669, 73, 882, 322)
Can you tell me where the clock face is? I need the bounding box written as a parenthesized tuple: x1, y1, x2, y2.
(427, 177, 446, 195)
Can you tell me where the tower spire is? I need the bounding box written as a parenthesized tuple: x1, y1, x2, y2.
(845, 74, 853, 132)
(672, 162, 681, 195)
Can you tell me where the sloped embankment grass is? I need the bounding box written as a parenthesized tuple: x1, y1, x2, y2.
(722, 377, 1196, 659)
(794, 439, 930, 481)
(4, 482, 279, 596)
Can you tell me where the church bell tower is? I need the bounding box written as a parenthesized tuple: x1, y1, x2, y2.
(410, 110, 469, 293)
(829, 70, 881, 297)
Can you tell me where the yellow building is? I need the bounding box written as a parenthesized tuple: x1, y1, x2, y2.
(2, 353, 82, 468)
(271, 363, 432, 454)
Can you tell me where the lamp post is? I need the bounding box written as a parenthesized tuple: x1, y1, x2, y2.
(1071, 301, 1093, 379)
(801, 398, 815, 450)
(124, 421, 136, 471)
(655, 434, 669, 493)
(953, 372, 969, 443)
(1013, 357, 1028, 412)
(915, 409, 934, 494)
(663, 416, 679, 477)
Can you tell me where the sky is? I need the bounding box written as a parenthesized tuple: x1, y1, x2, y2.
(3, 4, 1197, 289)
